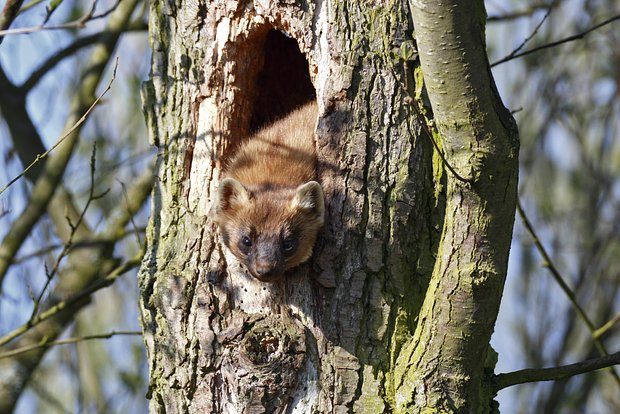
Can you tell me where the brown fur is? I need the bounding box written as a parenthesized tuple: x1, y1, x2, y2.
(213, 102, 324, 282)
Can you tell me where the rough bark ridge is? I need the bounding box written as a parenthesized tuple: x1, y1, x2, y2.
(139, 0, 517, 412)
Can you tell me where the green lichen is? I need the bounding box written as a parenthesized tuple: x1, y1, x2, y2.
(354, 366, 387, 413)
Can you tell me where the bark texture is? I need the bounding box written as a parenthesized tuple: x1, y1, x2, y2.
(139, 0, 517, 412)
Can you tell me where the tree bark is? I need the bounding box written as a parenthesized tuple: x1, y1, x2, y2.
(139, 0, 518, 412)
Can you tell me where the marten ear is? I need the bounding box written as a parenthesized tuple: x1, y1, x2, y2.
(291, 181, 324, 219)
(215, 178, 251, 218)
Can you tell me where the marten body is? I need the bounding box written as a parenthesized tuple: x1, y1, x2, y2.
(213, 102, 324, 282)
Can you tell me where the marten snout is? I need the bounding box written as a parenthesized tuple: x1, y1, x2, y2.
(248, 237, 285, 282)
(252, 263, 280, 282)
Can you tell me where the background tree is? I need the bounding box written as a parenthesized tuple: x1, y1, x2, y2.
(0, 0, 150, 412)
(487, 1, 620, 412)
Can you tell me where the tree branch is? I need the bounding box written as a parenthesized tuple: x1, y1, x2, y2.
(0, 160, 151, 411)
(517, 199, 620, 388)
(29, 145, 110, 322)
(21, 19, 147, 93)
(495, 0, 558, 63)
(495, 351, 620, 390)
(0, 0, 24, 44)
(0, 252, 143, 347)
(0, 65, 47, 179)
(0, 61, 118, 198)
(13, 228, 145, 264)
(0, 0, 121, 36)
(491, 14, 620, 67)
(594, 313, 620, 339)
(487, 3, 552, 23)
(0, 0, 144, 411)
(0, 330, 141, 359)
(102, 164, 154, 241)
(0, 62, 117, 286)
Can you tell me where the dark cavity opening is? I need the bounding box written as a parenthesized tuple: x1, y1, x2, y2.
(249, 30, 316, 132)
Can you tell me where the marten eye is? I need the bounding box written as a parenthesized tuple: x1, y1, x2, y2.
(282, 238, 295, 252)
(242, 236, 252, 247)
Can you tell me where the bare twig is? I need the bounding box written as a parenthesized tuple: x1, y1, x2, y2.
(41, 0, 67, 26)
(17, 0, 45, 14)
(517, 199, 620, 388)
(13, 228, 145, 264)
(100, 163, 154, 240)
(0, 252, 143, 347)
(0, 59, 119, 197)
(500, 0, 557, 59)
(21, 20, 146, 92)
(411, 104, 473, 185)
(492, 14, 620, 67)
(91, 0, 121, 20)
(594, 313, 620, 339)
(0, 0, 24, 44)
(487, 3, 552, 23)
(495, 351, 620, 390)
(29, 145, 110, 321)
(0, 0, 121, 36)
(0, 330, 141, 359)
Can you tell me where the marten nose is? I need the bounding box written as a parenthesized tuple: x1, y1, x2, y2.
(255, 263, 275, 278)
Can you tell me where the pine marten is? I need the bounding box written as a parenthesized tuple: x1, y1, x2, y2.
(213, 102, 324, 282)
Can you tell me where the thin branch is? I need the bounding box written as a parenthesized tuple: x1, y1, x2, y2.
(0, 0, 24, 44)
(13, 228, 146, 264)
(20, 19, 147, 92)
(0, 252, 143, 347)
(40, 0, 67, 26)
(517, 199, 620, 388)
(91, 0, 121, 20)
(0, 0, 121, 36)
(101, 163, 154, 240)
(495, 351, 620, 390)
(487, 3, 553, 23)
(17, 0, 45, 14)
(413, 107, 473, 184)
(0, 331, 141, 359)
(367, 29, 472, 184)
(29, 145, 109, 321)
(492, 14, 620, 67)
(594, 312, 620, 340)
(501, 0, 557, 59)
(0, 61, 119, 287)
(0, 59, 118, 197)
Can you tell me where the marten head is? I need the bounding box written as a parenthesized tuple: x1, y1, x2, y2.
(213, 178, 324, 282)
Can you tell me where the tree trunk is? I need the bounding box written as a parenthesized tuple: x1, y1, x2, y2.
(138, 0, 518, 412)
